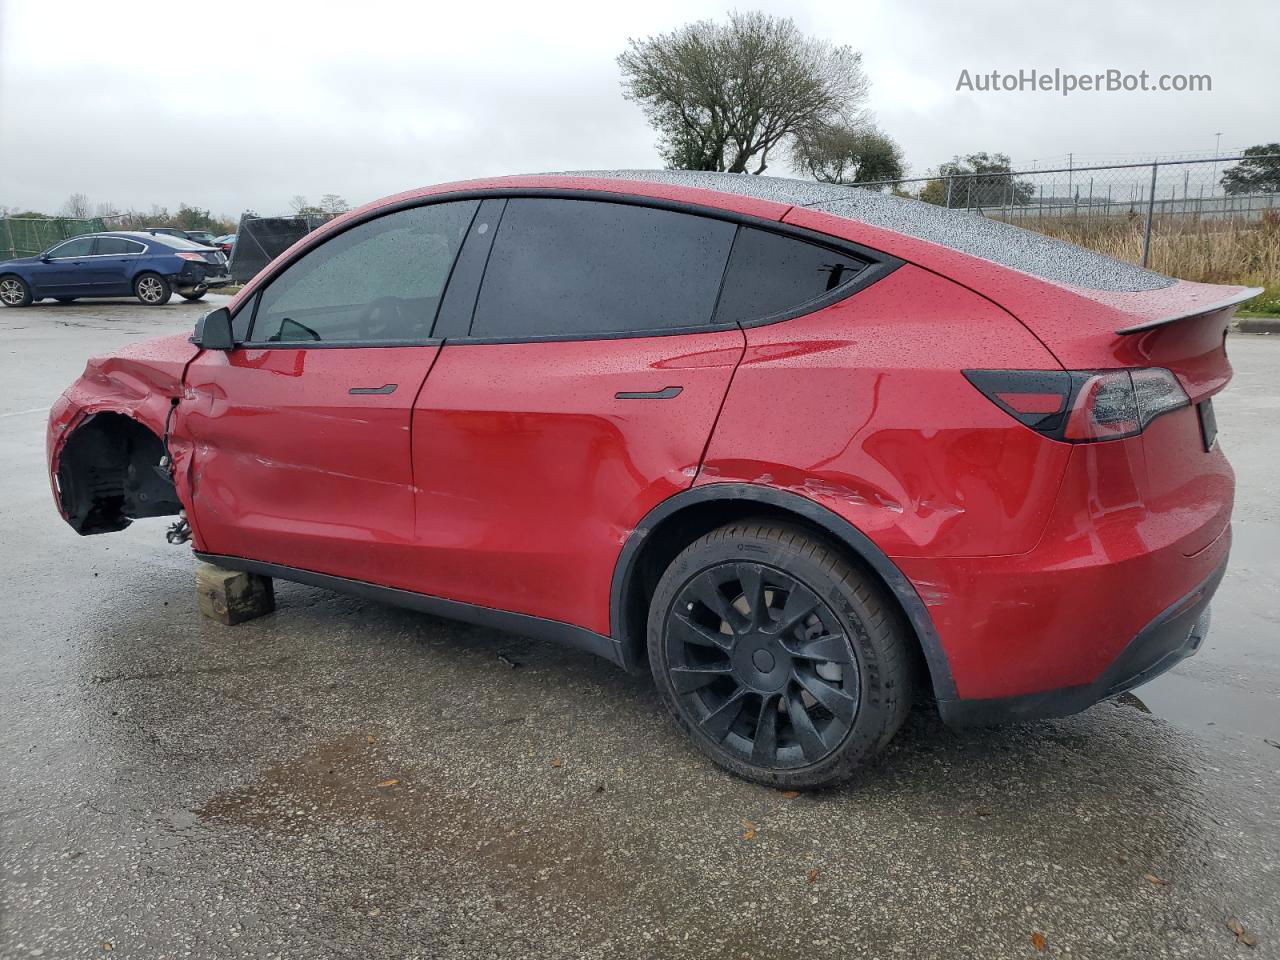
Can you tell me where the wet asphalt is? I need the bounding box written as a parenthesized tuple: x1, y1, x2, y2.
(1, 297, 1277, 959)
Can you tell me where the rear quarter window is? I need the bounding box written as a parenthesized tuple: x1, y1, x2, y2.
(714, 228, 868, 324)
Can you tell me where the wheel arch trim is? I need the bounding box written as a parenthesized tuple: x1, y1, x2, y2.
(609, 482, 958, 701)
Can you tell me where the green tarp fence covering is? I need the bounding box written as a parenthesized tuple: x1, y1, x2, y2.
(1, 218, 107, 260)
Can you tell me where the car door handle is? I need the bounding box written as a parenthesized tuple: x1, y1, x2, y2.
(615, 386, 683, 400)
(348, 383, 398, 395)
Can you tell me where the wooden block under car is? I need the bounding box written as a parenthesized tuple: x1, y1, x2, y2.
(195, 562, 275, 625)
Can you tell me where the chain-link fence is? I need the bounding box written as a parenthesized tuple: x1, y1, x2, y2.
(851, 155, 1280, 283)
(1, 217, 108, 260)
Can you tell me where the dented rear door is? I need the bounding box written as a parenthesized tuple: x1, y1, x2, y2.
(408, 196, 745, 635)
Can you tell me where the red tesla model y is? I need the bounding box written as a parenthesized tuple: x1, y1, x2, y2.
(47, 172, 1252, 788)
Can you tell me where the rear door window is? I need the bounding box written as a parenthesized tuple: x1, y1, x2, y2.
(248, 200, 478, 344)
(470, 199, 735, 339)
(94, 237, 145, 255)
(714, 228, 868, 324)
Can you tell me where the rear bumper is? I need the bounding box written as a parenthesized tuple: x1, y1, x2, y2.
(173, 263, 230, 290)
(937, 554, 1225, 726)
(892, 426, 1232, 712)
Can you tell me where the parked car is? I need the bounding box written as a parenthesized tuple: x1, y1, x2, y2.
(45, 172, 1253, 788)
(0, 231, 230, 307)
(213, 234, 236, 258)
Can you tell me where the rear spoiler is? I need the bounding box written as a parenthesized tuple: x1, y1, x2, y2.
(1116, 286, 1264, 334)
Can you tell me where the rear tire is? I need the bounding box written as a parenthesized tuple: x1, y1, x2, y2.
(647, 521, 914, 789)
(134, 273, 171, 306)
(179, 290, 206, 302)
(0, 275, 33, 308)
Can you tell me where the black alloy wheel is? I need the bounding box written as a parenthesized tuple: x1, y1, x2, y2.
(665, 560, 860, 769)
(648, 522, 914, 789)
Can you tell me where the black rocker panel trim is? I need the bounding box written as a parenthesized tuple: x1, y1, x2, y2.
(608, 483, 958, 701)
(194, 552, 625, 666)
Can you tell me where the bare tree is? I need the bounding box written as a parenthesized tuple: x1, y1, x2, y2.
(148, 204, 171, 222)
(319, 194, 350, 215)
(289, 194, 309, 215)
(61, 193, 92, 218)
(618, 12, 869, 174)
(791, 124, 905, 186)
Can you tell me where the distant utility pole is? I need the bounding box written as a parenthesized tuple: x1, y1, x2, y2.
(1067, 153, 1073, 199)
(1212, 132, 1223, 196)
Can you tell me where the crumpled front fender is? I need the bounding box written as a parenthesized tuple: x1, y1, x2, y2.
(47, 334, 199, 529)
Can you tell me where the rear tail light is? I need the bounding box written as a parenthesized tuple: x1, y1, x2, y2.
(1131, 368, 1193, 424)
(176, 252, 205, 262)
(965, 368, 1189, 443)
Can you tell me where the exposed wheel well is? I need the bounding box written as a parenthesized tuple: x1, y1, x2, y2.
(56, 412, 182, 535)
(612, 490, 948, 702)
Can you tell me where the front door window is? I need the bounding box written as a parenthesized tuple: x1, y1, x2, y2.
(249, 201, 479, 344)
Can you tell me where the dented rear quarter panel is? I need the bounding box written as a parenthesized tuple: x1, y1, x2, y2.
(698, 263, 1072, 559)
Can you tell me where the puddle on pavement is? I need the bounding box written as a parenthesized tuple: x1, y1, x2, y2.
(1113, 522, 1280, 756)
(1117, 671, 1280, 757)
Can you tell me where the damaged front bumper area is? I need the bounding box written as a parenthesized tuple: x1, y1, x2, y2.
(49, 402, 184, 535)
(47, 334, 200, 535)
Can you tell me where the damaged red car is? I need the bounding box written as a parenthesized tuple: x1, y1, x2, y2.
(47, 172, 1253, 788)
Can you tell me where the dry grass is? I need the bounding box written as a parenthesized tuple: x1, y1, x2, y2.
(994, 210, 1280, 310)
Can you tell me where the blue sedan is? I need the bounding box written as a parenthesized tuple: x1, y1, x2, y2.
(0, 231, 231, 308)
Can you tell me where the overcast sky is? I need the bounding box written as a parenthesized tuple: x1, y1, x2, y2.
(0, 0, 1273, 218)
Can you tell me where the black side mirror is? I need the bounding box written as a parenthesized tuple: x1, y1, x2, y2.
(40, 254, 52, 263)
(193, 307, 235, 350)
